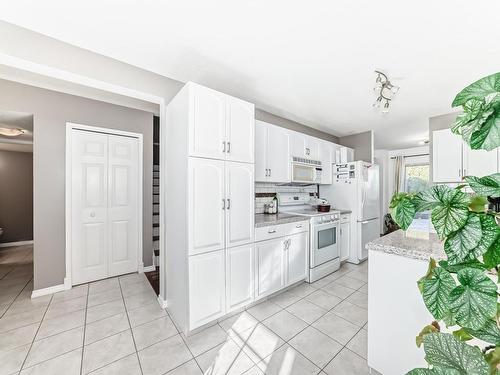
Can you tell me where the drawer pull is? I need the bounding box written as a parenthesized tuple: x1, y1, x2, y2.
(268, 229, 277, 234)
(296, 224, 302, 228)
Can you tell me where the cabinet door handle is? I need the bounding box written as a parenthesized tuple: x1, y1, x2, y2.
(222, 199, 226, 210)
(266, 168, 269, 177)
(463, 169, 466, 177)
(268, 229, 277, 234)
(296, 224, 302, 228)
(222, 141, 226, 153)
(227, 141, 231, 153)
(269, 169, 271, 177)
(227, 198, 231, 210)
(458, 168, 461, 178)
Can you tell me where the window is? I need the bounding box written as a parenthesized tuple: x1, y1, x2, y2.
(405, 164, 429, 193)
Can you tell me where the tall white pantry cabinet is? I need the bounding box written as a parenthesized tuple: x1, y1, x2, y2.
(166, 82, 255, 333)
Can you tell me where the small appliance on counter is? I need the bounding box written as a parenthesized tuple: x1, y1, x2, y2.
(313, 198, 331, 212)
(264, 196, 278, 214)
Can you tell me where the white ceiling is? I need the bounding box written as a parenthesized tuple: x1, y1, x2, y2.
(1, 0, 499, 149)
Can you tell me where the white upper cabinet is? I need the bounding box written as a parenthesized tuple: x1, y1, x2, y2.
(226, 96, 254, 163)
(433, 128, 499, 182)
(254, 121, 290, 183)
(225, 162, 254, 248)
(188, 158, 226, 256)
(432, 128, 463, 182)
(290, 131, 307, 158)
(188, 83, 254, 163)
(305, 136, 320, 160)
(190, 84, 227, 160)
(463, 145, 498, 178)
(319, 141, 333, 184)
(286, 232, 308, 285)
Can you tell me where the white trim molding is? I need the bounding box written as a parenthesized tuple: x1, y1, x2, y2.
(157, 295, 168, 309)
(143, 265, 156, 272)
(0, 240, 34, 248)
(31, 283, 66, 298)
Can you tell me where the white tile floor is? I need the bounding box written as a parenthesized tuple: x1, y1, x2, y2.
(0, 245, 378, 375)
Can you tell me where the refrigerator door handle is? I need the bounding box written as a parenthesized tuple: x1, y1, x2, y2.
(361, 220, 370, 224)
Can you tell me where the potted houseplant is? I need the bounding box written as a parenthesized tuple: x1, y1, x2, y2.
(390, 72, 500, 374)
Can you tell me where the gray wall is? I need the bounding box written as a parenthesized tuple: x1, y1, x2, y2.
(429, 112, 458, 182)
(0, 150, 33, 243)
(338, 131, 373, 163)
(255, 109, 339, 143)
(0, 79, 154, 290)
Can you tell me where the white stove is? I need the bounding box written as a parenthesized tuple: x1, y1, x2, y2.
(277, 192, 340, 283)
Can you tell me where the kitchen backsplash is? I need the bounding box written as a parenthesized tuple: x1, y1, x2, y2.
(255, 182, 317, 213)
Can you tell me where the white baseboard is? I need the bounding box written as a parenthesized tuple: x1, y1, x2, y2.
(143, 265, 155, 272)
(0, 240, 33, 248)
(157, 295, 167, 309)
(31, 283, 66, 299)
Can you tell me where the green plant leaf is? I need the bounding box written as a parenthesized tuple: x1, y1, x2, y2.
(469, 196, 489, 213)
(465, 319, 500, 346)
(416, 323, 440, 348)
(444, 214, 482, 265)
(484, 347, 500, 375)
(452, 328, 473, 342)
(423, 333, 490, 375)
(430, 188, 471, 239)
(470, 115, 500, 151)
(413, 186, 447, 212)
(407, 368, 461, 375)
(452, 73, 500, 107)
(483, 240, 500, 269)
(449, 268, 497, 330)
(471, 215, 500, 259)
(390, 196, 416, 230)
(465, 174, 500, 198)
(421, 267, 455, 320)
(439, 259, 488, 273)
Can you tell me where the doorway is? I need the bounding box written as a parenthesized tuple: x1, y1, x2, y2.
(66, 123, 143, 286)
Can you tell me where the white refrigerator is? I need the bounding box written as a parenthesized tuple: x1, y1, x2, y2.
(319, 161, 380, 263)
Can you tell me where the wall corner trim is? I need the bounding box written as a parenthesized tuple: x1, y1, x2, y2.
(157, 295, 168, 309)
(31, 283, 66, 299)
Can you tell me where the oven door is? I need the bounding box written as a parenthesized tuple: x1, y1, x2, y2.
(291, 163, 316, 183)
(311, 221, 339, 267)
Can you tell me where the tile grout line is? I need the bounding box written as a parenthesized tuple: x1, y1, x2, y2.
(117, 276, 145, 375)
(18, 293, 54, 372)
(79, 284, 90, 375)
(0, 276, 33, 319)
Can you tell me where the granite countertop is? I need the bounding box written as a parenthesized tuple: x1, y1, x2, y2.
(366, 229, 445, 261)
(255, 213, 308, 228)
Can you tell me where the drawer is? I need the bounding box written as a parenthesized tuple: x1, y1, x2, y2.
(340, 214, 350, 223)
(281, 221, 309, 236)
(255, 225, 285, 242)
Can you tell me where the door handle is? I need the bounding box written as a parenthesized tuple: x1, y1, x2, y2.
(227, 198, 231, 210)
(222, 199, 226, 210)
(227, 142, 231, 153)
(222, 141, 226, 153)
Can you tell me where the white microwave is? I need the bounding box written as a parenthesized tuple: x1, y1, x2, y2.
(291, 157, 322, 184)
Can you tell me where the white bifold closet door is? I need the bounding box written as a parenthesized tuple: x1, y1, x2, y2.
(71, 129, 140, 285)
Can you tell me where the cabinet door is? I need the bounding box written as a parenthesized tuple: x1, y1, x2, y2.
(189, 84, 227, 160)
(319, 141, 333, 185)
(463, 145, 498, 177)
(188, 158, 225, 256)
(432, 129, 462, 182)
(305, 136, 320, 160)
(286, 232, 308, 285)
(226, 96, 254, 163)
(225, 162, 254, 248)
(255, 121, 268, 182)
(226, 244, 254, 312)
(267, 125, 291, 183)
(340, 222, 350, 262)
(255, 238, 286, 299)
(189, 250, 225, 329)
(290, 131, 306, 158)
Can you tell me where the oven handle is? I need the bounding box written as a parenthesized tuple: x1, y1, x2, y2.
(314, 221, 339, 230)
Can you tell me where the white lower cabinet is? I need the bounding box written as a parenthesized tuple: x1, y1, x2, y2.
(255, 238, 286, 299)
(340, 219, 351, 262)
(287, 232, 308, 284)
(226, 244, 254, 312)
(189, 250, 226, 329)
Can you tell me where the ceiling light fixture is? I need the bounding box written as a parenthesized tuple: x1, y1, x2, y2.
(0, 127, 26, 137)
(373, 70, 399, 113)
